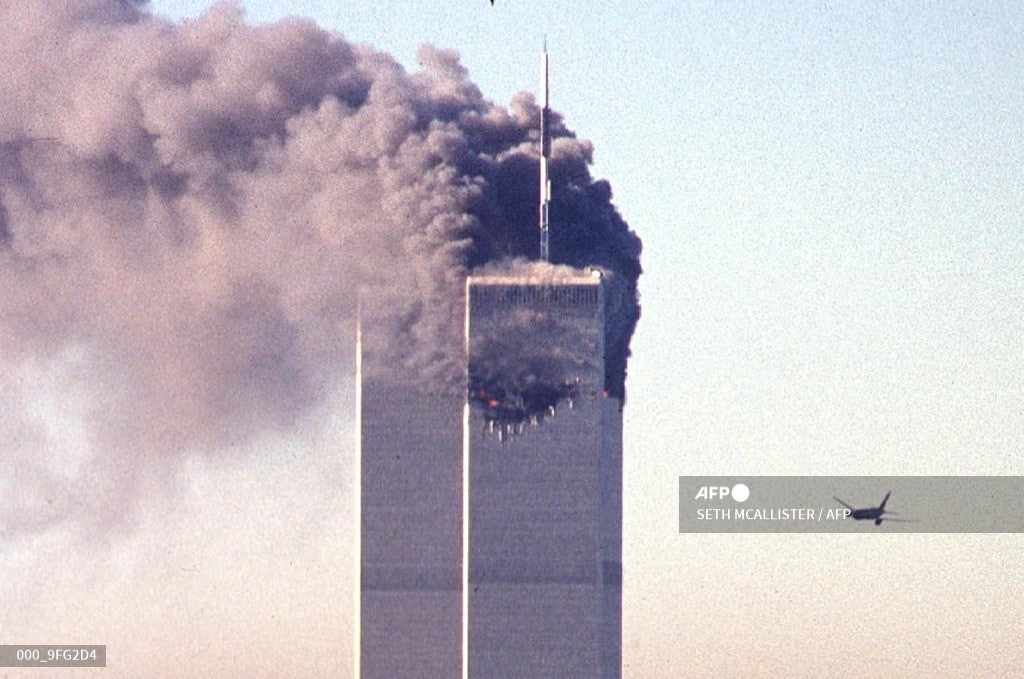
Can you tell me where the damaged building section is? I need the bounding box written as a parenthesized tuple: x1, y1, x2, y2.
(466, 270, 608, 439)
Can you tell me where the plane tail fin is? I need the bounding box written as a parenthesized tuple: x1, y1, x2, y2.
(880, 491, 891, 510)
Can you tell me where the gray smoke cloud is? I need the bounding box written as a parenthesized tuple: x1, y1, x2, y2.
(0, 0, 641, 536)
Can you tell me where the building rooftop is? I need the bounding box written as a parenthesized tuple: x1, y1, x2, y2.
(467, 269, 604, 287)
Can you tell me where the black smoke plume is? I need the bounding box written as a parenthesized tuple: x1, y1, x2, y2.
(0, 0, 640, 534)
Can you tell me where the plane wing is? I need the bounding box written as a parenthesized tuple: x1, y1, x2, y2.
(832, 496, 856, 511)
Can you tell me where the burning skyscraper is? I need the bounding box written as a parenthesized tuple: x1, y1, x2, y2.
(464, 271, 622, 677)
(357, 49, 631, 678)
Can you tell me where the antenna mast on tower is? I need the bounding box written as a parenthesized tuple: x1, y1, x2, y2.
(539, 41, 552, 262)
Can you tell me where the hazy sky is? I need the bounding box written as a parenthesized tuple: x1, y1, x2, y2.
(3, 1, 1023, 676)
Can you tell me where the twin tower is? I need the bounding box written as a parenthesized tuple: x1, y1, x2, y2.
(355, 52, 623, 679)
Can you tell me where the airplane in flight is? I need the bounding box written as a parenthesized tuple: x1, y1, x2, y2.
(833, 491, 918, 526)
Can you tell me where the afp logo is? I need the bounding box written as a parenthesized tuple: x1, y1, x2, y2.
(695, 483, 750, 502)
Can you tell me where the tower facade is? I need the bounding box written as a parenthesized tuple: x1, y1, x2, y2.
(356, 312, 464, 678)
(356, 272, 623, 677)
(464, 273, 622, 678)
